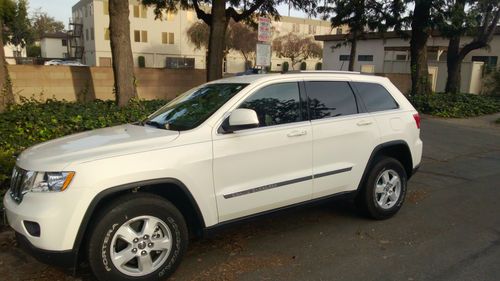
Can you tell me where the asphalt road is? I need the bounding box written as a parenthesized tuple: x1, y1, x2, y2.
(0, 116, 499, 281)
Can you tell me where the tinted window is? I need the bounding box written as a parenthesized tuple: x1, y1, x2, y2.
(306, 81, 358, 119)
(239, 83, 302, 127)
(146, 83, 247, 131)
(353, 82, 398, 112)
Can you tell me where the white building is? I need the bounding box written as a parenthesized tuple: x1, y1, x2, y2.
(315, 30, 499, 94)
(40, 32, 69, 58)
(71, 0, 343, 72)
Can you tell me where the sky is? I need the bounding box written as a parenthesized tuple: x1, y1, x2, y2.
(28, 0, 311, 29)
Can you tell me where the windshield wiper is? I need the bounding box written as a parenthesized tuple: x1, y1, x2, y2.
(144, 120, 166, 129)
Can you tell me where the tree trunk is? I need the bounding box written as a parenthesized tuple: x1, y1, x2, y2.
(348, 33, 357, 71)
(206, 0, 228, 81)
(0, 19, 14, 112)
(410, 0, 432, 96)
(445, 35, 462, 94)
(109, 0, 136, 107)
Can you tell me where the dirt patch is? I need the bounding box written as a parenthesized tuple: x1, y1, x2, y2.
(407, 189, 429, 204)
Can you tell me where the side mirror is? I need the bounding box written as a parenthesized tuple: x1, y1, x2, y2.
(222, 108, 259, 133)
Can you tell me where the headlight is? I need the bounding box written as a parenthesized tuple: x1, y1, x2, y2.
(24, 171, 75, 192)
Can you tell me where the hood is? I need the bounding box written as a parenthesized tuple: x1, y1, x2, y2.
(17, 124, 180, 171)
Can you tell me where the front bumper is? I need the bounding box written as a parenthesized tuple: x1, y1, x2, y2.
(15, 231, 77, 267)
(3, 188, 88, 252)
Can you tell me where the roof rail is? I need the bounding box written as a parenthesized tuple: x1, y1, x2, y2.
(285, 70, 361, 74)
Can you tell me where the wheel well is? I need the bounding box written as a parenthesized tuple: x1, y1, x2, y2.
(374, 143, 413, 178)
(76, 180, 205, 264)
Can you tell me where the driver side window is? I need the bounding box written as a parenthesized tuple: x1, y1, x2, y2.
(238, 82, 302, 128)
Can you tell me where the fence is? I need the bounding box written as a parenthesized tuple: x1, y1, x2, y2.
(7, 65, 206, 102)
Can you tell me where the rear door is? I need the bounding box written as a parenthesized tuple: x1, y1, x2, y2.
(305, 79, 379, 198)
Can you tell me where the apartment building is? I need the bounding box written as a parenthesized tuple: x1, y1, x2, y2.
(71, 0, 341, 72)
(40, 32, 69, 58)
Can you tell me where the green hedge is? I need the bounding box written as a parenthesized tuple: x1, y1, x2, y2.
(410, 93, 500, 118)
(0, 99, 166, 193)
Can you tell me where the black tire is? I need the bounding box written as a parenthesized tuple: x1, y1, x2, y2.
(88, 193, 188, 281)
(356, 157, 407, 220)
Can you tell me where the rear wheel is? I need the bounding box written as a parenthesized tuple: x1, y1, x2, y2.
(88, 193, 188, 281)
(356, 157, 407, 219)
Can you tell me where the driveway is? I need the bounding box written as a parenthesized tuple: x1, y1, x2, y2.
(1, 116, 499, 281)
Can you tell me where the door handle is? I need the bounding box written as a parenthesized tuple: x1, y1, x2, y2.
(356, 120, 373, 126)
(287, 130, 307, 137)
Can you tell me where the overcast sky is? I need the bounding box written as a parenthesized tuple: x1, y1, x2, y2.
(28, 0, 312, 29)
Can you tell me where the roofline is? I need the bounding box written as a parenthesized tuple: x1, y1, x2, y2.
(315, 27, 500, 42)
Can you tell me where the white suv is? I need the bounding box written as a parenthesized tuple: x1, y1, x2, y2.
(4, 72, 422, 281)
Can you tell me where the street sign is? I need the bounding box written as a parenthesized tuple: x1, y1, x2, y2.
(256, 43, 271, 67)
(258, 17, 272, 42)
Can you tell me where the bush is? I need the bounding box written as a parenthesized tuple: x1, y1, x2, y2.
(138, 56, 146, 68)
(410, 93, 500, 118)
(300, 61, 307, 70)
(315, 62, 322, 70)
(482, 68, 500, 96)
(0, 98, 166, 193)
(282, 61, 289, 73)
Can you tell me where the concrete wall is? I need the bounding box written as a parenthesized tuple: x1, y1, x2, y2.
(8, 65, 206, 102)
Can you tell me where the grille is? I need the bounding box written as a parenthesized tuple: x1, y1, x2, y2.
(10, 167, 27, 203)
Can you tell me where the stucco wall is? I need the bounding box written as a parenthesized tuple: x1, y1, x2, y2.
(8, 65, 206, 102)
(40, 38, 68, 58)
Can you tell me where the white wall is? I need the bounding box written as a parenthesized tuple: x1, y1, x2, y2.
(40, 38, 68, 58)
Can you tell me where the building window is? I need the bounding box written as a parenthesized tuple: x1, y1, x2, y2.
(141, 5, 147, 18)
(133, 5, 140, 17)
(86, 29, 89, 41)
(103, 1, 109, 15)
(292, 24, 300, 33)
(84, 6, 88, 17)
(395, 54, 407, 61)
(169, 32, 174, 44)
(104, 28, 110, 40)
(141, 30, 148, 42)
(134, 30, 140, 42)
(91, 28, 95, 40)
(62, 39, 68, 46)
(308, 25, 316, 34)
(358, 55, 373, 61)
(162, 32, 175, 44)
(339, 55, 350, 61)
(89, 3, 93, 16)
(472, 56, 498, 68)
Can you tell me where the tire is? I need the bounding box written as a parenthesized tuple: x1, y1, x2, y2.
(88, 193, 188, 281)
(356, 157, 407, 220)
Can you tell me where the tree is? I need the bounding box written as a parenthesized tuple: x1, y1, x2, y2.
(319, 0, 398, 71)
(409, 0, 437, 96)
(30, 9, 65, 40)
(438, 0, 500, 93)
(230, 22, 257, 66)
(9, 0, 32, 53)
(186, 20, 257, 68)
(142, 0, 316, 81)
(272, 33, 322, 70)
(109, 0, 137, 107)
(0, 0, 16, 112)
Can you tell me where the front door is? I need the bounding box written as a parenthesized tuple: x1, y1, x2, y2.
(212, 81, 313, 222)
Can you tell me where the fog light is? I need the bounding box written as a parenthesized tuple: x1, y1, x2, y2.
(24, 221, 40, 237)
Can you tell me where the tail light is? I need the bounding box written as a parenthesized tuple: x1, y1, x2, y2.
(413, 113, 421, 129)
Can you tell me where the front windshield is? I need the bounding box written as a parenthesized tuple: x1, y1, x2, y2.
(144, 83, 248, 131)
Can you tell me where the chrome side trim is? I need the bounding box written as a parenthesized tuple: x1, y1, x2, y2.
(223, 167, 352, 199)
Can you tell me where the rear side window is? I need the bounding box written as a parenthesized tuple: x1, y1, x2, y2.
(353, 82, 399, 112)
(305, 81, 358, 120)
(239, 82, 302, 127)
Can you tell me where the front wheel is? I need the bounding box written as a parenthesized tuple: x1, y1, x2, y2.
(88, 193, 188, 281)
(356, 157, 407, 220)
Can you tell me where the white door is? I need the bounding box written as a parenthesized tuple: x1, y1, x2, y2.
(304, 80, 379, 198)
(213, 82, 313, 222)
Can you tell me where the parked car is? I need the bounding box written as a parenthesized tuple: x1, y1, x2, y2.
(4, 71, 422, 281)
(236, 67, 266, 76)
(44, 59, 64, 66)
(44, 60, 86, 66)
